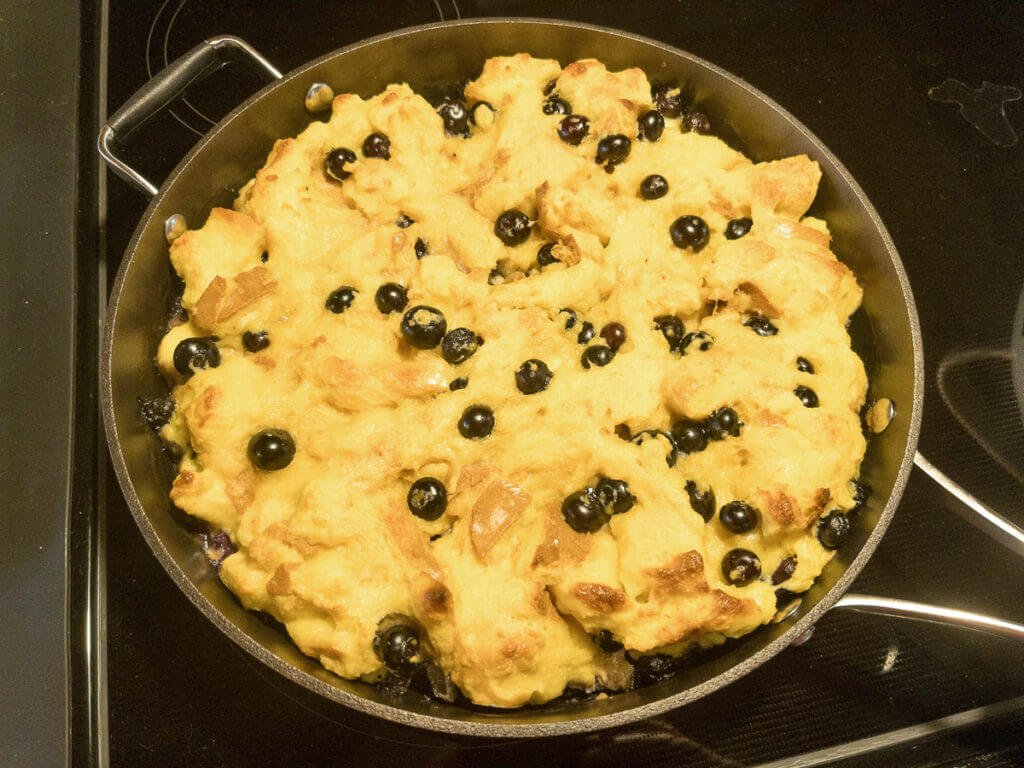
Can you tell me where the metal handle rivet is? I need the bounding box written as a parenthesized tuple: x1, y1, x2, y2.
(164, 214, 187, 244)
(305, 83, 334, 113)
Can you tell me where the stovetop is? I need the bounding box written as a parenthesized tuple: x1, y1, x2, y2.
(82, 1, 1024, 766)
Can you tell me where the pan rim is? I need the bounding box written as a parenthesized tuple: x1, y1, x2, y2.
(101, 16, 925, 738)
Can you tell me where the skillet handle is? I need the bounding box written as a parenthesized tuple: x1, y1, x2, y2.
(832, 593, 1024, 640)
(97, 35, 282, 196)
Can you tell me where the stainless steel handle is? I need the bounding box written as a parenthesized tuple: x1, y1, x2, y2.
(97, 35, 282, 196)
(833, 593, 1024, 640)
(914, 451, 1024, 558)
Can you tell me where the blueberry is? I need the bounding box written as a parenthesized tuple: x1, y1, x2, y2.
(744, 313, 778, 336)
(774, 587, 800, 609)
(449, 377, 468, 391)
(537, 242, 558, 267)
(324, 147, 357, 181)
(725, 217, 753, 240)
(722, 548, 761, 586)
(138, 396, 175, 432)
(515, 359, 553, 395)
(631, 653, 679, 687)
(679, 330, 714, 353)
(559, 308, 579, 330)
(438, 101, 469, 135)
(669, 215, 709, 252)
(720, 501, 759, 534)
(494, 209, 532, 246)
(561, 489, 608, 533)
(396, 214, 414, 229)
(260, 251, 269, 263)
(173, 337, 220, 378)
(631, 429, 679, 468)
(401, 305, 447, 349)
(375, 283, 408, 314)
(671, 419, 708, 453)
(407, 477, 448, 521)
(201, 530, 235, 567)
(654, 315, 685, 352)
(362, 132, 391, 159)
(248, 429, 295, 471)
(795, 386, 819, 408)
(543, 96, 571, 115)
(577, 321, 596, 344)
(242, 330, 270, 353)
(596, 629, 623, 653)
(600, 322, 626, 351)
(817, 511, 850, 550)
(706, 406, 741, 440)
(487, 268, 504, 286)
(637, 109, 665, 141)
(796, 356, 815, 373)
(772, 555, 797, 585)
(681, 111, 711, 135)
(851, 479, 872, 513)
(414, 238, 429, 259)
(581, 345, 614, 369)
(558, 114, 590, 146)
(595, 477, 635, 515)
(640, 174, 669, 200)
(373, 624, 420, 671)
(685, 480, 716, 522)
(595, 134, 631, 169)
(458, 405, 494, 439)
(441, 328, 479, 364)
(543, 78, 558, 95)
(651, 84, 683, 118)
(325, 286, 358, 314)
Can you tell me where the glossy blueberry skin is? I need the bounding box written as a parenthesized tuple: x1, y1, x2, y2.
(669, 215, 710, 252)
(600, 322, 627, 351)
(362, 132, 391, 159)
(721, 548, 761, 586)
(247, 429, 295, 471)
(631, 653, 680, 688)
(719, 501, 759, 534)
(706, 407, 741, 440)
(679, 330, 714, 353)
(595, 134, 631, 167)
(543, 96, 571, 115)
(685, 481, 716, 523)
(414, 238, 429, 259)
(494, 209, 532, 246)
(581, 345, 614, 369)
(772, 555, 797, 585)
(515, 359, 553, 395)
(640, 174, 669, 200)
(407, 477, 448, 521)
(851, 479, 872, 513)
(577, 321, 596, 345)
(373, 624, 420, 671)
(537, 242, 558, 267)
(654, 315, 685, 352)
(725, 217, 753, 240)
(458, 405, 494, 439)
(817, 511, 850, 550)
(594, 477, 635, 515)
(744, 313, 779, 336)
(324, 147, 357, 180)
(558, 114, 590, 145)
(242, 330, 270, 353)
(796, 356, 815, 373)
(637, 109, 665, 141)
(559, 308, 579, 330)
(438, 101, 469, 135)
(449, 377, 468, 391)
(325, 286, 358, 314)
(795, 386, 820, 408)
(441, 328, 479, 364)
(173, 337, 220, 378)
(400, 305, 447, 349)
(671, 419, 708, 453)
(596, 629, 623, 653)
(651, 84, 683, 118)
(561, 489, 609, 533)
(375, 283, 408, 314)
(396, 214, 414, 229)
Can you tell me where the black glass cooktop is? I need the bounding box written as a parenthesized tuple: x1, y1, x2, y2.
(94, 1, 1024, 766)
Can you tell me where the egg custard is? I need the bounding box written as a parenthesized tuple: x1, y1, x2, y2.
(154, 54, 869, 708)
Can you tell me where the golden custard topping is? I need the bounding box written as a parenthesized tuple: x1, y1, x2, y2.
(155, 54, 868, 708)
